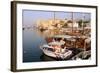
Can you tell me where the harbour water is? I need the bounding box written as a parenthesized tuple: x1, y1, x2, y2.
(23, 28, 57, 62)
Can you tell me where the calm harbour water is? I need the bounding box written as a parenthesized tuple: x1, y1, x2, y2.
(23, 28, 56, 62)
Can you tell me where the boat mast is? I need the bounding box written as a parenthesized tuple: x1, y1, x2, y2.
(82, 13, 86, 59)
(54, 11, 55, 25)
(72, 12, 74, 34)
(82, 13, 85, 35)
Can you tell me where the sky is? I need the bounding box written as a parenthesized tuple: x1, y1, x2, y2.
(22, 10, 91, 27)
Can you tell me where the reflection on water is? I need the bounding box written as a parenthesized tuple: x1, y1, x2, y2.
(37, 29, 63, 38)
(23, 28, 58, 62)
(40, 54, 57, 61)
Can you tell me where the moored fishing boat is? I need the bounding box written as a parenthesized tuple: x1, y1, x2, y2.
(40, 35, 74, 59)
(40, 44, 72, 59)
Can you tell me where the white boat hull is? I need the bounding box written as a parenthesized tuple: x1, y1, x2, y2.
(40, 45, 72, 59)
